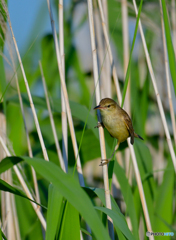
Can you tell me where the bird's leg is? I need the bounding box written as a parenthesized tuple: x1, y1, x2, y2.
(100, 142, 120, 166)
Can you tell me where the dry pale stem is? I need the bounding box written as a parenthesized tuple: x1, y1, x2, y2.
(46, 0, 84, 186)
(0, 107, 19, 239)
(132, 0, 176, 172)
(6, 35, 41, 205)
(159, 0, 176, 146)
(39, 61, 66, 172)
(59, 0, 68, 171)
(2, 1, 49, 162)
(97, 0, 121, 105)
(102, 0, 111, 98)
(128, 140, 153, 236)
(0, 136, 46, 230)
(87, 0, 114, 238)
(98, 0, 153, 235)
(121, 0, 132, 184)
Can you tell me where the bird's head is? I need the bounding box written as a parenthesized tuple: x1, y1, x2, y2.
(94, 98, 117, 115)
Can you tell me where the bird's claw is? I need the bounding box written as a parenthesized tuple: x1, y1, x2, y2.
(94, 122, 102, 128)
(99, 159, 109, 166)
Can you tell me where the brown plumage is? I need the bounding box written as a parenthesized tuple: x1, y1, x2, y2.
(94, 98, 143, 165)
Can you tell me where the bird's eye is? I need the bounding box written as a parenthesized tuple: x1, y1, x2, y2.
(107, 105, 111, 108)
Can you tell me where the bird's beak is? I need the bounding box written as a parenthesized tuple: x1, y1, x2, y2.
(94, 105, 104, 110)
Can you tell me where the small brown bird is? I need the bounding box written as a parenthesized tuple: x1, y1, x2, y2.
(94, 98, 143, 166)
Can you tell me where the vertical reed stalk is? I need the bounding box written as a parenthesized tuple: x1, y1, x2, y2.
(97, 0, 153, 235)
(102, 0, 111, 98)
(159, 0, 176, 146)
(46, 0, 84, 186)
(132, 0, 176, 172)
(0, 111, 7, 236)
(59, 0, 68, 171)
(46, 2, 93, 237)
(6, 171, 17, 240)
(39, 61, 66, 172)
(0, 136, 46, 230)
(15, 82, 41, 203)
(128, 141, 153, 236)
(11, 193, 21, 240)
(0, 110, 18, 239)
(94, 2, 106, 98)
(97, 0, 121, 105)
(121, 0, 130, 112)
(87, 0, 114, 239)
(121, 0, 131, 181)
(94, 0, 111, 98)
(7, 40, 41, 205)
(2, 1, 49, 161)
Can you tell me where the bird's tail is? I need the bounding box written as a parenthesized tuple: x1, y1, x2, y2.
(134, 133, 144, 141)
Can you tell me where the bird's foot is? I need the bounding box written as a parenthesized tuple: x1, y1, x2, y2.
(94, 122, 103, 128)
(99, 159, 109, 166)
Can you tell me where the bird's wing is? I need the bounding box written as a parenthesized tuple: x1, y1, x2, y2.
(122, 113, 134, 145)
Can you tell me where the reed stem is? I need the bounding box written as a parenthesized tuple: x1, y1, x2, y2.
(0, 136, 46, 230)
(59, 0, 68, 171)
(46, 0, 84, 186)
(132, 0, 176, 172)
(2, 1, 49, 161)
(39, 61, 67, 172)
(97, 0, 153, 234)
(159, 0, 176, 146)
(7, 38, 41, 205)
(87, 0, 114, 238)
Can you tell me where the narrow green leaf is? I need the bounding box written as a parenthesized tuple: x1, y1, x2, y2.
(0, 56, 7, 104)
(140, 77, 150, 138)
(15, 194, 43, 239)
(0, 229, 7, 240)
(108, 141, 116, 188)
(93, 187, 121, 214)
(83, 185, 122, 229)
(134, 142, 156, 229)
(0, 156, 23, 174)
(93, 187, 128, 239)
(23, 157, 111, 240)
(0, 0, 7, 110)
(84, 187, 134, 239)
(59, 201, 80, 240)
(161, 0, 176, 94)
(113, 161, 139, 240)
(0, 177, 46, 209)
(153, 159, 174, 233)
(0, 1, 7, 49)
(95, 207, 136, 240)
(80, 228, 92, 237)
(46, 184, 65, 240)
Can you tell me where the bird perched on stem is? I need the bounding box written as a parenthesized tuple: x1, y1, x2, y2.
(94, 98, 143, 166)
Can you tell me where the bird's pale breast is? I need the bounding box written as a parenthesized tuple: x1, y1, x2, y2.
(101, 113, 129, 143)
